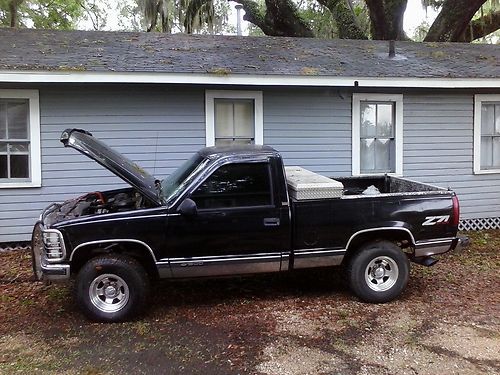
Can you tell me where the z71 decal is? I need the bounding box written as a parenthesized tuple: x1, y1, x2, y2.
(422, 215, 450, 226)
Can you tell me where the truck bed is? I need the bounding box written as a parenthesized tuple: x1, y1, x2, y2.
(289, 175, 456, 257)
(336, 175, 449, 197)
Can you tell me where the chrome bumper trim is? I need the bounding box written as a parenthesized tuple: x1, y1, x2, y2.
(41, 263, 71, 281)
(414, 238, 454, 257)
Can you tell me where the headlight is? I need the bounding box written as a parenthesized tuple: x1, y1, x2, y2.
(42, 230, 66, 262)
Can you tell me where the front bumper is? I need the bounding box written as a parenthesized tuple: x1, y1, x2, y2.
(31, 222, 71, 281)
(414, 236, 469, 258)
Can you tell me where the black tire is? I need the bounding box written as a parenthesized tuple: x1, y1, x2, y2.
(75, 254, 150, 322)
(346, 240, 409, 303)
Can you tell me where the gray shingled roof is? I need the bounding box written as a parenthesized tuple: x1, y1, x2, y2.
(0, 28, 498, 78)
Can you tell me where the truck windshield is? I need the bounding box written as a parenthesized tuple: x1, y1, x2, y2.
(160, 153, 207, 204)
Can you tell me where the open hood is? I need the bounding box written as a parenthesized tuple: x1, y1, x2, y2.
(60, 129, 162, 206)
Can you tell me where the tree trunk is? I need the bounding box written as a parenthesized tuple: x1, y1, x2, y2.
(8, 0, 24, 28)
(365, 0, 408, 40)
(424, 0, 486, 42)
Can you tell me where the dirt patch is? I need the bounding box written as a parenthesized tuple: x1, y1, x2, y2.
(0, 230, 499, 374)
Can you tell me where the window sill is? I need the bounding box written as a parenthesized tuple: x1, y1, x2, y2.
(353, 172, 403, 178)
(473, 169, 500, 175)
(0, 182, 42, 189)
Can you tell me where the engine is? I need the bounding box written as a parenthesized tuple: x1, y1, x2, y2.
(44, 189, 146, 225)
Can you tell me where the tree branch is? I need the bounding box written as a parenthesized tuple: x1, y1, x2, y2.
(424, 0, 486, 42)
(316, 0, 367, 39)
(462, 10, 500, 41)
(230, 0, 314, 37)
(229, 0, 270, 33)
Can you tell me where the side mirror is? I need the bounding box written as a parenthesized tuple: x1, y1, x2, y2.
(177, 198, 198, 216)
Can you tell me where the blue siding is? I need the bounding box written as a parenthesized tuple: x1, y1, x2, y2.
(0, 86, 206, 241)
(264, 89, 352, 176)
(0, 86, 499, 241)
(403, 94, 500, 220)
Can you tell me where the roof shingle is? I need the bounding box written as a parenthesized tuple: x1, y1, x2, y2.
(0, 28, 498, 79)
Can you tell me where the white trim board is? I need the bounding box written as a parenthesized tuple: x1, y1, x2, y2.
(205, 90, 264, 147)
(0, 89, 41, 188)
(473, 94, 500, 175)
(1, 70, 499, 88)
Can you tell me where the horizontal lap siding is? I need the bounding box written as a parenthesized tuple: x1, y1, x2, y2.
(0, 86, 205, 241)
(403, 94, 500, 220)
(264, 89, 351, 175)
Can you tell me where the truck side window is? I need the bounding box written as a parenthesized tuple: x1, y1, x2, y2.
(191, 163, 272, 209)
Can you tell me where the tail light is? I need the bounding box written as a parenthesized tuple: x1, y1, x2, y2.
(451, 195, 460, 227)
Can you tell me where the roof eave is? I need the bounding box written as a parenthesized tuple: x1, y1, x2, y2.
(0, 70, 499, 89)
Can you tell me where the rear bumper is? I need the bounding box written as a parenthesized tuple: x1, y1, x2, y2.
(414, 236, 469, 258)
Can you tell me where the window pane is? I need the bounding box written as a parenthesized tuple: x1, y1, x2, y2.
(375, 138, 393, 172)
(191, 163, 271, 209)
(481, 136, 493, 168)
(496, 104, 500, 135)
(494, 137, 500, 168)
(10, 154, 29, 178)
(0, 155, 6, 178)
(377, 104, 394, 137)
(0, 143, 6, 152)
(0, 102, 6, 139)
(360, 138, 375, 173)
(7, 101, 29, 139)
(481, 104, 495, 135)
(233, 101, 254, 138)
(215, 101, 234, 138)
(360, 103, 376, 137)
(9, 142, 29, 153)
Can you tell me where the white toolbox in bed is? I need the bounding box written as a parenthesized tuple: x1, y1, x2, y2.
(284, 166, 344, 200)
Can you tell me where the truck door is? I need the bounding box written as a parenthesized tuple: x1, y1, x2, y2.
(165, 161, 290, 277)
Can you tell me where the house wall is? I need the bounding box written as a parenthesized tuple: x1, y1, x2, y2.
(0, 85, 499, 242)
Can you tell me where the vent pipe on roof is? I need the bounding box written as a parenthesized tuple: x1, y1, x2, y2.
(389, 40, 396, 58)
(235, 5, 243, 36)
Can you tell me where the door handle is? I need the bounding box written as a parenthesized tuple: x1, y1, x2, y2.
(263, 217, 280, 227)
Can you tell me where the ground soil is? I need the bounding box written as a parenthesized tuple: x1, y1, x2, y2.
(1, 230, 499, 374)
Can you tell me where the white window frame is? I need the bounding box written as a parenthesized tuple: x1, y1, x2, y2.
(0, 89, 41, 188)
(205, 90, 263, 147)
(352, 93, 403, 176)
(474, 94, 500, 175)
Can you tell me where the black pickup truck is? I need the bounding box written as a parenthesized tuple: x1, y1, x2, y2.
(32, 129, 466, 322)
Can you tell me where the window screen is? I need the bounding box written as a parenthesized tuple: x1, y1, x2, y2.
(191, 163, 272, 209)
(359, 102, 395, 174)
(480, 103, 500, 169)
(214, 99, 255, 146)
(0, 99, 30, 180)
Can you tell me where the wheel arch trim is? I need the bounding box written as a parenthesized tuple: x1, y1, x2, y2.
(70, 239, 157, 262)
(345, 227, 416, 250)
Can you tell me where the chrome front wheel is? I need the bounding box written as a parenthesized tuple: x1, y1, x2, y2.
(75, 254, 150, 322)
(89, 273, 130, 313)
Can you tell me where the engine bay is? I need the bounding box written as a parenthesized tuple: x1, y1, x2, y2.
(43, 188, 150, 225)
